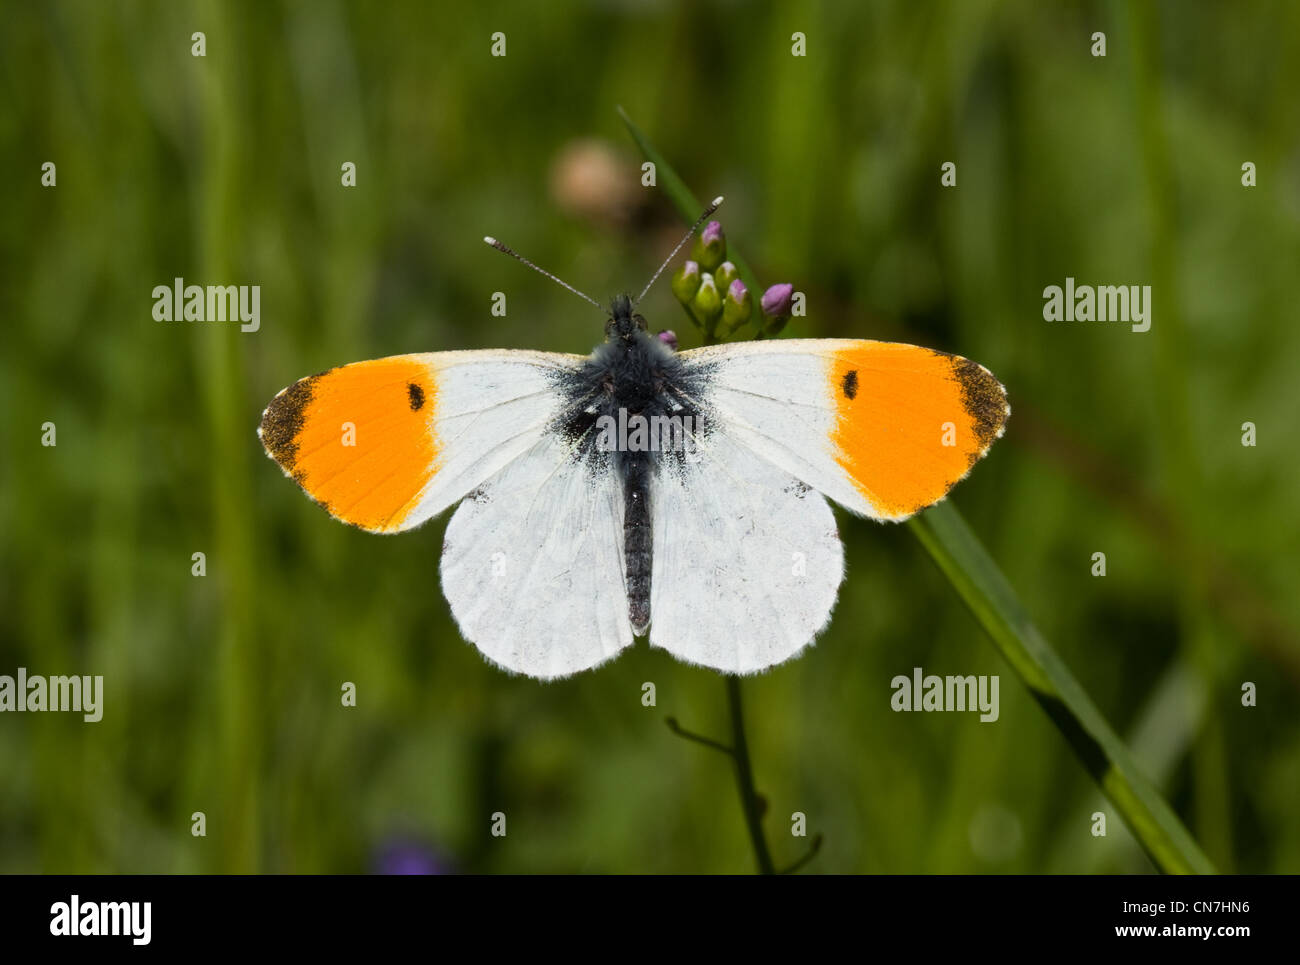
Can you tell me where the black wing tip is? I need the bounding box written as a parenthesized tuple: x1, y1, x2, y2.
(951, 357, 1009, 449)
(258, 375, 319, 471)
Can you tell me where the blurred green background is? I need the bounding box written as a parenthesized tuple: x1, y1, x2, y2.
(2, 0, 1298, 874)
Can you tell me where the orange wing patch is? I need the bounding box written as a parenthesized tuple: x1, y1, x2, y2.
(830, 344, 1008, 520)
(259, 355, 437, 533)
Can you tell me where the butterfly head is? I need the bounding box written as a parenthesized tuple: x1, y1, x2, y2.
(606, 293, 647, 341)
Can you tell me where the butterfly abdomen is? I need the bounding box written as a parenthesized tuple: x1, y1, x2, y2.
(553, 330, 712, 637)
(622, 452, 652, 635)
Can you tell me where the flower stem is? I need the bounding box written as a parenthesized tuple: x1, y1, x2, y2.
(725, 675, 775, 875)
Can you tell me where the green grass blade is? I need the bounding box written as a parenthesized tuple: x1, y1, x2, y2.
(617, 106, 763, 302)
(620, 111, 1216, 875)
(909, 502, 1215, 874)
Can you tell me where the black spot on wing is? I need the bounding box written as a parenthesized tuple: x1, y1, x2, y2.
(842, 369, 859, 400)
(408, 382, 425, 411)
(259, 376, 318, 472)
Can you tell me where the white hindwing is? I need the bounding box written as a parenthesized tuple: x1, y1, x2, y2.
(649, 429, 845, 674)
(440, 435, 634, 679)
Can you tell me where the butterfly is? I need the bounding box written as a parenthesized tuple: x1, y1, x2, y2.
(258, 200, 1008, 679)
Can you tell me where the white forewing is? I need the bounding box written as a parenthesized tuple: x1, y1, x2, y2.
(649, 430, 844, 674)
(408, 350, 587, 525)
(675, 341, 871, 515)
(440, 434, 634, 679)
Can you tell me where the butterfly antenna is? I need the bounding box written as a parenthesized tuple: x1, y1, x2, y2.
(634, 195, 724, 306)
(483, 236, 603, 311)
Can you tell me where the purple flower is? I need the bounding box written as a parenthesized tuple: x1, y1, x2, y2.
(722, 279, 753, 333)
(670, 260, 701, 307)
(657, 329, 679, 351)
(691, 221, 726, 272)
(761, 283, 795, 318)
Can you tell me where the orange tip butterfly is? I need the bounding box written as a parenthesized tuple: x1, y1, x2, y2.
(258, 199, 1009, 679)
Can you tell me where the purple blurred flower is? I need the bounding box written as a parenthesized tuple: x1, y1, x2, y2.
(657, 329, 679, 351)
(374, 836, 451, 875)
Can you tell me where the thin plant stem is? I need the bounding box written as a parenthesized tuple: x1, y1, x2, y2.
(779, 833, 824, 875)
(726, 676, 776, 875)
(665, 717, 733, 755)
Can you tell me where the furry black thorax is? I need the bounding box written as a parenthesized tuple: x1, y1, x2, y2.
(555, 295, 709, 468)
